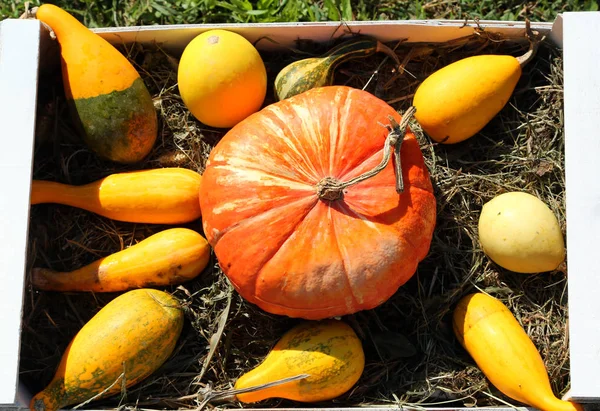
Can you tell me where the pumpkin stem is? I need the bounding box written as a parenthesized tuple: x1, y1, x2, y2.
(316, 106, 416, 201)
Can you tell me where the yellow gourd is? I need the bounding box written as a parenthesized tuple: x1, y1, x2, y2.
(234, 319, 364, 403)
(413, 47, 535, 144)
(478, 192, 565, 273)
(453, 293, 583, 411)
(30, 289, 183, 411)
(31, 228, 211, 292)
(30, 168, 202, 224)
(178, 29, 267, 128)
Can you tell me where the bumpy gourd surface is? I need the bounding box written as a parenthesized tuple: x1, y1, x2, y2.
(234, 319, 364, 402)
(200, 85, 437, 319)
(30, 289, 183, 411)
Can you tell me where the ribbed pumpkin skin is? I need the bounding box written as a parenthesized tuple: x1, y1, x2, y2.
(35, 4, 157, 163)
(453, 293, 583, 411)
(200, 85, 436, 319)
(234, 319, 364, 403)
(30, 168, 202, 224)
(29, 289, 184, 411)
(31, 228, 211, 292)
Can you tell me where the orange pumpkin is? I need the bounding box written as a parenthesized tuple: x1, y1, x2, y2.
(199, 86, 436, 319)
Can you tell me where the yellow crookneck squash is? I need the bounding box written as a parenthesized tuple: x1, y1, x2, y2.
(31, 228, 210, 292)
(453, 292, 583, 411)
(30, 168, 202, 224)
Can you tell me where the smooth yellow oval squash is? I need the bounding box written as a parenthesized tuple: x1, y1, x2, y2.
(478, 192, 565, 273)
(453, 293, 583, 411)
(413, 51, 531, 144)
(178, 29, 267, 128)
(234, 319, 364, 403)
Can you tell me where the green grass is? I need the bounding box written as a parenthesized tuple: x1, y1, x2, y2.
(2, 0, 598, 27)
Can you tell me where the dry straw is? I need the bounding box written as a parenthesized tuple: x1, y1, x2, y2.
(21, 21, 568, 410)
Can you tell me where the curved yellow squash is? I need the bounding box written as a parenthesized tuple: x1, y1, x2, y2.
(413, 54, 522, 144)
(30, 168, 202, 224)
(453, 293, 582, 411)
(234, 319, 364, 403)
(30, 289, 184, 411)
(31, 228, 211, 292)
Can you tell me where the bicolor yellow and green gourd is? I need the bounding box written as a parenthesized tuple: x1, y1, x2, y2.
(35, 4, 157, 163)
(274, 36, 400, 101)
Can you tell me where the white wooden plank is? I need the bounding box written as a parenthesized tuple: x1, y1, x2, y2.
(0, 18, 39, 406)
(563, 11, 600, 402)
(93, 19, 553, 54)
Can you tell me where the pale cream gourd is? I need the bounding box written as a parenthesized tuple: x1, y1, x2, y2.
(478, 192, 565, 273)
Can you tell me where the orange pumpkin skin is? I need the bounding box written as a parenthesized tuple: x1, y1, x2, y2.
(29, 289, 183, 411)
(199, 85, 436, 319)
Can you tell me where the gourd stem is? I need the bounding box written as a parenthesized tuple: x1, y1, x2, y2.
(191, 374, 310, 410)
(516, 18, 543, 68)
(324, 37, 401, 72)
(375, 41, 402, 69)
(21, 7, 56, 39)
(516, 40, 539, 67)
(316, 106, 416, 201)
(19, 5, 36, 19)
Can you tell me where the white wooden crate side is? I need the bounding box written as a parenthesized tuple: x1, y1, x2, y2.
(91, 19, 553, 54)
(563, 10, 600, 403)
(0, 19, 40, 405)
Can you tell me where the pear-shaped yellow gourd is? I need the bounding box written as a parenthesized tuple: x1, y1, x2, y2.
(34, 4, 157, 163)
(30, 289, 184, 411)
(453, 293, 583, 411)
(413, 48, 534, 144)
(234, 319, 364, 403)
